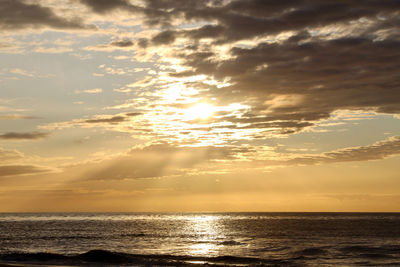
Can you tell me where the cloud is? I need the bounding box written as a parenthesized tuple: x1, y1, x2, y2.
(0, 43, 11, 49)
(77, 142, 248, 180)
(5, 0, 398, 146)
(179, 36, 400, 116)
(0, 148, 24, 162)
(125, 112, 142, 117)
(0, 131, 50, 140)
(0, 0, 95, 31)
(75, 88, 103, 94)
(152, 30, 176, 45)
(0, 165, 50, 177)
(84, 115, 126, 124)
(8, 68, 34, 77)
(62, 134, 398, 182)
(84, 39, 135, 52)
(121, 0, 400, 138)
(141, 0, 400, 43)
(110, 39, 134, 47)
(78, 0, 141, 14)
(0, 114, 37, 120)
(0, 42, 23, 53)
(33, 46, 73, 54)
(288, 136, 400, 165)
(42, 112, 144, 130)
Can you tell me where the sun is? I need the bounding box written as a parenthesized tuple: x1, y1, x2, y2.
(184, 103, 214, 120)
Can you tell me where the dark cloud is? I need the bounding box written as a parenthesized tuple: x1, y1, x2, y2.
(84, 115, 126, 124)
(191, 36, 400, 95)
(134, 1, 400, 135)
(288, 136, 400, 165)
(110, 39, 134, 47)
(137, 38, 149, 48)
(188, 114, 315, 136)
(50, 113, 140, 129)
(0, 131, 49, 140)
(197, 36, 398, 128)
(0, 0, 94, 30)
(152, 30, 177, 45)
(77, 0, 400, 43)
(0, 165, 50, 177)
(86, 39, 135, 51)
(78, 0, 141, 14)
(141, 0, 399, 43)
(125, 112, 142, 117)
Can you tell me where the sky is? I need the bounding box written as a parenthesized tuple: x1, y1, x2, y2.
(0, 0, 400, 212)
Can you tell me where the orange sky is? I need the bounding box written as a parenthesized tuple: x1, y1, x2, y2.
(0, 0, 400, 212)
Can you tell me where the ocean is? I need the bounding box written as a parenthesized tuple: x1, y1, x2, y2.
(0, 213, 400, 266)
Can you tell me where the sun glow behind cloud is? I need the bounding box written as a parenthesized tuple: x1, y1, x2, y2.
(184, 103, 214, 120)
(142, 93, 261, 146)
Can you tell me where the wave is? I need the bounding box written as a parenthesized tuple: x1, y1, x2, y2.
(0, 249, 297, 266)
(297, 247, 327, 256)
(119, 233, 146, 237)
(340, 245, 400, 254)
(2, 245, 400, 266)
(338, 245, 400, 261)
(218, 240, 243, 246)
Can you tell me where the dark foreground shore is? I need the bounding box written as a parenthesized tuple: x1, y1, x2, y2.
(0, 249, 293, 267)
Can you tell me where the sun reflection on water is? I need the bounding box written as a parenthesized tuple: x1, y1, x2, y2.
(184, 215, 225, 256)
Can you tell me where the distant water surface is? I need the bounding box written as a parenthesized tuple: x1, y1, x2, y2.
(1, 213, 400, 266)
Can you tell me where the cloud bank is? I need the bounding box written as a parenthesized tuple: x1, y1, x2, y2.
(0, 0, 94, 30)
(288, 136, 400, 165)
(0, 132, 50, 140)
(0, 165, 50, 177)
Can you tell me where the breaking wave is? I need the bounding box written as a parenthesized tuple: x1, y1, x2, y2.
(0, 249, 294, 266)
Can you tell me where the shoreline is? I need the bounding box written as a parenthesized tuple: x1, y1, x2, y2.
(0, 264, 78, 267)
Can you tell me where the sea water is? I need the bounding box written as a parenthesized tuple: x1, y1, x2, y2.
(1, 213, 400, 266)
